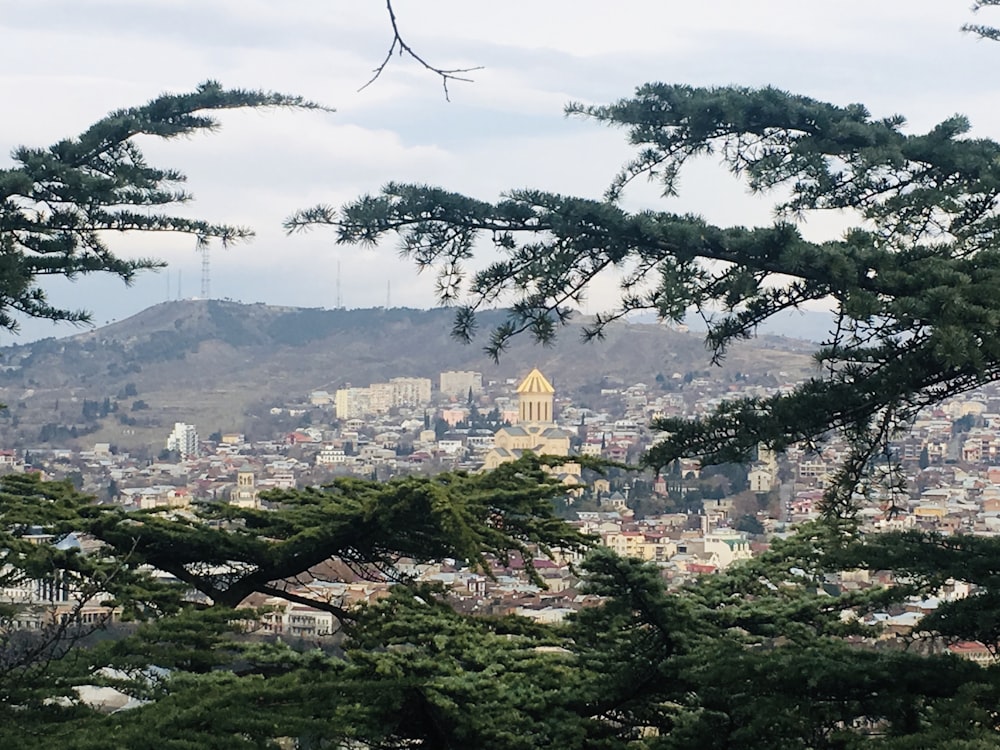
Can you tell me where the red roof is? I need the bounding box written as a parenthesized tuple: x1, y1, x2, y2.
(688, 563, 717, 574)
(949, 641, 991, 654)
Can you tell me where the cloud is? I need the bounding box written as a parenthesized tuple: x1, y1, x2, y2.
(4, 0, 1000, 342)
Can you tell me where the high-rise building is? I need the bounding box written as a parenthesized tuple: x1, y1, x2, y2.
(166, 422, 199, 459)
(390, 377, 432, 407)
(440, 370, 483, 399)
(335, 387, 371, 420)
(369, 382, 395, 414)
(336, 378, 432, 418)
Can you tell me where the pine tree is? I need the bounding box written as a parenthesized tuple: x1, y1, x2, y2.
(290, 85, 1000, 516)
(0, 457, 594, 742)
(8, 42, 1000, 749)
(1, 81, 325, 335)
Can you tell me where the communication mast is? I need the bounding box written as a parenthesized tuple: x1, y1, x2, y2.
(198, 238, 211, 299)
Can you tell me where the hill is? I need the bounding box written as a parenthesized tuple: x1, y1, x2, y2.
(0, 301, 819, 453)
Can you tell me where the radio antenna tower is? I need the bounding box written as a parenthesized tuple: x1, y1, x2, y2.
(336, 261, 342, 309)
(197, 237, 211, 299)
(386, 280, 391, 309)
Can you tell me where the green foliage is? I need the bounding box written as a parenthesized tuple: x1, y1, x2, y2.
(265, 307, 344, 345)
(733, 513, 764, 535)
(952, 412, 978, 435)
(964, 0, 1000, 41)
(206, 300, 267, 346)
(0, 81, 325, 335)
(39, 422, 100, 442)
(834, 530, 1000, 648)
(560, 545, 994, 750)
(0, 463, 592, 747)
(7, 52, 1000, 749)
(3, 456, 590, 618)
(292, 84, 1000, 516)
(4, 468, 1000, 748)
(80, 398, 113, 421)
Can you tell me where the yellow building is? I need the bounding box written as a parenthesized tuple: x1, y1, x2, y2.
(230, 470, 261, 509)
(482, 369, 580, 482)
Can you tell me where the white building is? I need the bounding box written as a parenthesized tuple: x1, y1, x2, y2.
(704, 530, 753, 569)
(336, 378, 432, 418)
(316, 445, 348, 466)
(166, 422, 199, 459)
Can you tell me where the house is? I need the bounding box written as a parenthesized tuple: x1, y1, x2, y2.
(948, 641, 996, 665)
(748, 464, 775, 493)
(703, 530, 753, 569)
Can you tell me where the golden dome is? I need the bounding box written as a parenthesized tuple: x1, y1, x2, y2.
(516, 368, 555, 395)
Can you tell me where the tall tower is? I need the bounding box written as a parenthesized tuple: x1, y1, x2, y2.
(231, 470, 260, 509)
(200, 245, 211, 299)
(481, 367, 575, 473)
(336, 261, 342, 309)
(517, 368, 555, 424)
(193, 236, 211, 299)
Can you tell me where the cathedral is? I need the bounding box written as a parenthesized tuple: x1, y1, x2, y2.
(481, 368, 580, 480)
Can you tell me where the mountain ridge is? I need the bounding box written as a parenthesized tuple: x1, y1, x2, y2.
(0, 300, 819, 452)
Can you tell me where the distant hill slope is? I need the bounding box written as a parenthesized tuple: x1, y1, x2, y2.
(0, 301, 818, 452)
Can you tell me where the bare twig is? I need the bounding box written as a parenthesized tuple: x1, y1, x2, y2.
(360, 0, 483, 101)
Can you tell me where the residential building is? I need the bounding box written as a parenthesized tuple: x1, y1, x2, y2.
(390, 377, 432, 407)
(335, 387, 371, 420)
(166, 422, 199, 459)
(316, 445, 347, 466)
(368, 382, 395, 414)
(440, 370, 483, 399)
(704, 530, 753, 569)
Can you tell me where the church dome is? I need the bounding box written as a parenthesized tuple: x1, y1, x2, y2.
(516, 368, 555, 395)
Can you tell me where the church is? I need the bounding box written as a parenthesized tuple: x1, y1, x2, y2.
(481, 368, 580, 481)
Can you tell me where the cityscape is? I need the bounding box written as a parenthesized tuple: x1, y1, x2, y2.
(4, 330, 998, 665)
(4, 1, 1000, 744)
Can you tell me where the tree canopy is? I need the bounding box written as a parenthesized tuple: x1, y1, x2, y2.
(0, 81, 325, 334)
(6, 474, 1000, 749)
(0, 457, 598, 741)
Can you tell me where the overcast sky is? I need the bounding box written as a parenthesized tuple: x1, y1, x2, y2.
(2, 0, 998, 342)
